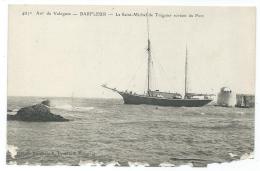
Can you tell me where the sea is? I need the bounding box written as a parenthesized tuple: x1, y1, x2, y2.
(6, 96, 255, 167)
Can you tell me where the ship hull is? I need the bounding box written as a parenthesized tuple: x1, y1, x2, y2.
(119, 92, 212, 107)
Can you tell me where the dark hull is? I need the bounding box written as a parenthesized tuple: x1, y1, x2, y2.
(119, 92, 212, 107)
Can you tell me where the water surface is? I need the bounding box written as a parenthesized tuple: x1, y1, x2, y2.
(7, 96, 254, 166)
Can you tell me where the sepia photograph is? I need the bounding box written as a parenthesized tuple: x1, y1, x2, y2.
(6, 5, 255, 167)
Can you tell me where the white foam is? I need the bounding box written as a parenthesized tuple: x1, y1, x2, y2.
(200, 112, 205, 115)
(105, 161, 120, 166)
(12, 109, 19, 112)
(52, 104, 73, 110)
(74, 106, 94, 112)
(7, 111, 17, 115)
(128, 162, 149, 167)
(7, 145, 18, 159)
(229, 153, 238, 158)
(240, 152, 254, 160)
(159, 162, 175, 167)
(7, 108, 19, 115)
(53, 104, 94, 112)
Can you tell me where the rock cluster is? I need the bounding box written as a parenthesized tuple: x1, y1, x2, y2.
(7, 100, 69, 122)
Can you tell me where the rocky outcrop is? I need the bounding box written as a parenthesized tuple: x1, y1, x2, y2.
(41, 99, 51, 107)
(7, 100, 69, 122)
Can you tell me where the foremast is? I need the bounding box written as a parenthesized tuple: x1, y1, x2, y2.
(146, 12, 152, 96)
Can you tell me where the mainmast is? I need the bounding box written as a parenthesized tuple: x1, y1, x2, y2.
(146, 11, 152, 96)
(184, 45, 188, 99)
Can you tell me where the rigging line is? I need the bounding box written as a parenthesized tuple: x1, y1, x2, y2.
(151, 57, 158, 90)
(153, 58, 163, 91)
(127, 55, 146, 90)
(116, 51, 144, 90)
(153, 55, 176, 92)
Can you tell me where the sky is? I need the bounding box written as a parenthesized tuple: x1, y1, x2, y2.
(8, 5, 255, 98)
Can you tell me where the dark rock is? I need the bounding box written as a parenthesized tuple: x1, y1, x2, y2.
(7, 109, 12, 112)
(7, 103, 69, 122)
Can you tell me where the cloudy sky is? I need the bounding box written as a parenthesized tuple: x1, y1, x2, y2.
(8, 5, 255, 98)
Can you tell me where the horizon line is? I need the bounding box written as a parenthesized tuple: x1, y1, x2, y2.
(7, 95, 122, 99)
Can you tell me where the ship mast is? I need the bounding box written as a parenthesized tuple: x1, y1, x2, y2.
(146, 11, 152, 96)
(184, 45, 188, 99)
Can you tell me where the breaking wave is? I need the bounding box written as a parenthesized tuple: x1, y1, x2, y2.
(7, 144, 18, 159)
(12, 109, 19, 112)
(227, 151, 253, 160)
(7, 111, 17, 115)
(240, 152, 254, 160)
(7, 109, 19, 115)
(52, 104, 94, 112)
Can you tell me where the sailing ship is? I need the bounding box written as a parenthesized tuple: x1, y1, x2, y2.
(102, 15, 213, 107)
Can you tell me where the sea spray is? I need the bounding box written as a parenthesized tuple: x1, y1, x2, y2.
(7, 145, 18, 159)
(52, 104, 94, 112)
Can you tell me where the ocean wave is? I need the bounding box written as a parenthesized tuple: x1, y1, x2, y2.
(7, 108, 19, 115)
(52, 104, 94, 112)
(192, 122, 249, 130)
(7, 145, 18, 159)
(7, 111, 17, 115)
(12, 109, 19, 112)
